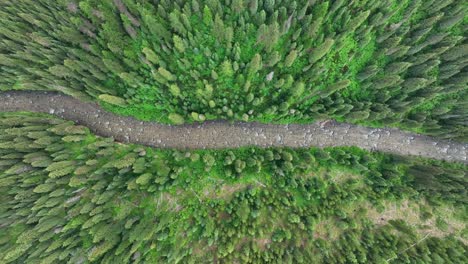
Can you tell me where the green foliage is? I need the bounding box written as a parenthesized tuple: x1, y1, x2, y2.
(0, 0, 465, 140)
(168, 113, 185, 125)
(0, 112, 466, 263)
(98, 94, 127, 106)
(284, 50, 298, 68)
(173, 35, 186, 53)
(309, 38, 335, 64)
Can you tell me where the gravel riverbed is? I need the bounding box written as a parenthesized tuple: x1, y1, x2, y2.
(1, 91, 466, 163)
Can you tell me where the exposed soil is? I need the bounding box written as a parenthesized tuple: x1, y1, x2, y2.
(0, 91, 466, 163)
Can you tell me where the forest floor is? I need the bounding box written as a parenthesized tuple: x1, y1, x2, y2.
(0, 91, 466, 163)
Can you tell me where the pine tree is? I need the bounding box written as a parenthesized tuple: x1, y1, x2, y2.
(98, 94, 127, 106)
(213, 14, 225, 42)
(249, 0, 258, 14)
(158, 67, 176, 81)
(232, 0, 244, 14)
(220, 60, 234, 77)
(169, 11, 186, 35)
(169, 84, 181, 97)
(173, 35, 186, 53)
(284, 50, 298, 67)
(290, 81, 305, 99)
(346, 10, 370, 31)
(225, 27, 234, 47)
(264, 0, 275, 12)
(319, 79, 351, 98)
(309, 38, 335, 64)
(203, 6, 213, 26)
(267, 51, 281, 66)
(248, 53, 262, 75)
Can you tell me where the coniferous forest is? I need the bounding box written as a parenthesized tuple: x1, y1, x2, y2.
(0, 112, 467, 263)
(0, 1, 467, 263)
(0, 0, 467, 138)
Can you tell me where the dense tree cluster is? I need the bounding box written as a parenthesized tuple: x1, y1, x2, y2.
(0, 1, 466, 139)
(0, 112, 466, 263)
